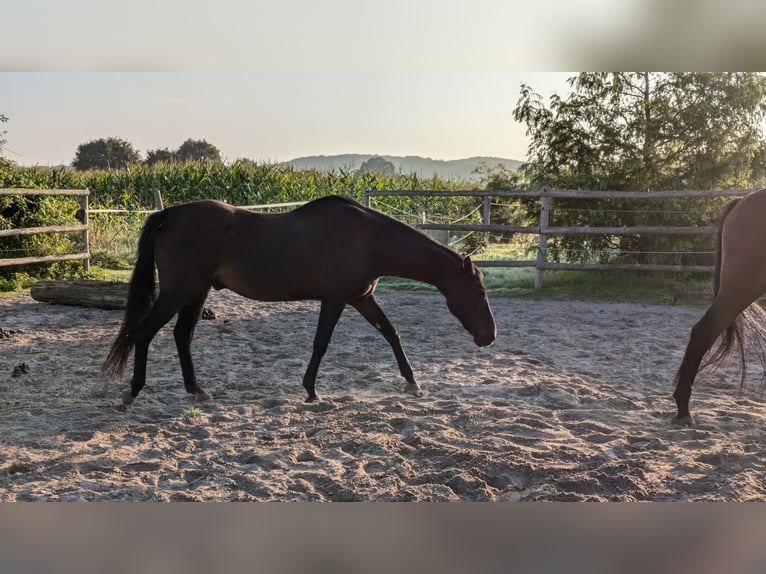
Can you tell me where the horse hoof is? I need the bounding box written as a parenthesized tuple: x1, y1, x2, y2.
(194, 390, 211, 402)
(121, 390, 135, 405)
(305, 394, 319, 403)
(671, 414, 694, 427)
(404, 383, 424, 397)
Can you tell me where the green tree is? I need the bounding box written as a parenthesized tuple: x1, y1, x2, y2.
(360, 156, 396, 176)
(145, 148, 176, 166)
(72, 137, 141, 170)
(512, 72, 766, 264)
(176, 139, 221, 163)
(515, 73, 766, 191)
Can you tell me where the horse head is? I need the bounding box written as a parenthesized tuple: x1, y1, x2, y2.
(443, 256, 496, 347)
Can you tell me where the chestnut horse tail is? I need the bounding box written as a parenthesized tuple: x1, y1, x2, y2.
(701, 198, 766, 393)
(101, 209, 168, 379)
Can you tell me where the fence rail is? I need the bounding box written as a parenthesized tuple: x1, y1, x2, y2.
(364, 187, 760, 287)
(0, 188, 90, 271)
(1, 187, 309, 273)
(3, 186, 760, 288)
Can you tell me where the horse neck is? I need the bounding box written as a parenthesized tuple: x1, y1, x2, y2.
(379, 228, 461, 291)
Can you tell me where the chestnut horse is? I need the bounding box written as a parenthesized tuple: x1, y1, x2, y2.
(102, 195, 496, 405)
(672, 188, 766, 426)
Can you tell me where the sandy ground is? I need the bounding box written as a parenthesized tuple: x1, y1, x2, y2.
(1, 289, 765, 501)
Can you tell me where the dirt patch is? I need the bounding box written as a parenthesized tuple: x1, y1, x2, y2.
(1, 290, 765, 501)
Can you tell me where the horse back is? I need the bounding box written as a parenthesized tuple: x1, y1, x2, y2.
(216, 197, 379, 300)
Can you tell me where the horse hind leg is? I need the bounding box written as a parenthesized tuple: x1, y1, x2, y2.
(350, 295, 423, 397)
(174, 295, 211, 401)
(123, 292, 180, 406)
(672, 299, 742, 426)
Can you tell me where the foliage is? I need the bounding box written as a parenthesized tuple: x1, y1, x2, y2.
(0, 160, 468, 210)
(513, 72, 766, 265)
(176, 139, 221, 163)
(72, 137, 141, 171)
(144, 148, 175, 166)
(0, 191, 85, 285)
(474, 164, 537, 259)
(360, 156, 396, 176)
(87, 212, 145, 269)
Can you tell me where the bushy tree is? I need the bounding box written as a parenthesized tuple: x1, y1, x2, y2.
(145, 148, 176, 166)
(176, 139, 221, 163)
(360, 156, 396, 176)
(512, 72, 766, 265)
(72, 137, 141, 171)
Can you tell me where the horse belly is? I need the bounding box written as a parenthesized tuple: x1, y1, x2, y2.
(217, 218, 373, 302)
(215, 264, 322, 302)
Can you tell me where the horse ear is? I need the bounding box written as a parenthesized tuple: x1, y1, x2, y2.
(463, 256, 474, 274)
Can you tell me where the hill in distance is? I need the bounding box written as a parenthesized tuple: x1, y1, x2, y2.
(283, 154, 523, 182)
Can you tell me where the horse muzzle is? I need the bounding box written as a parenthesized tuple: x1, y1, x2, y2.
(474, 331, 497, 348)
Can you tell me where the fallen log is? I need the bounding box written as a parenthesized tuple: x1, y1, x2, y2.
(30, 280, 129, 310)
(29, 280, 217, 319)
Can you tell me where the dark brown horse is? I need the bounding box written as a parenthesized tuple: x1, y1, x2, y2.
(102, 195, 496, 405)
(672, 188, 766, 426)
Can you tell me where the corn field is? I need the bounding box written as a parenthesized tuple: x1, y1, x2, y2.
(0, 159, 491, 285)
(0, 159, 479, 207)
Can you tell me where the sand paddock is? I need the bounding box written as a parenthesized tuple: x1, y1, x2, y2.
(1, 289, 765, 501)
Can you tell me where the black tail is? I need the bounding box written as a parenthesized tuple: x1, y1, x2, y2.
(702, 197, 766, 393)
(101, 209, 168, 379)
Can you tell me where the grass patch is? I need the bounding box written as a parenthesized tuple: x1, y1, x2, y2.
(379, 267, 716, 308)
(88, 267, 132, 283)
(2, 265, 716, 309)
(486, 268, 714, 307)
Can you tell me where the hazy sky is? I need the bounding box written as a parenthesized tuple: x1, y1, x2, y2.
(0, 72, 574, 166)
(3, 0, 762, 166)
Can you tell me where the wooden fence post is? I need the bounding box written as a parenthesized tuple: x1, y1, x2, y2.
(482, 195, 491, 245)
(80, 191, 90, 273)
(154, 189, 164, 211)
(535, 189, 550, 288)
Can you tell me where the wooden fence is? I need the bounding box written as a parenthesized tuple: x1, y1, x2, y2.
(0, 188, 91, 272)
(3, 187, 759, 288)
(363, 188, 760, 287)
(0, 188, 308, 274)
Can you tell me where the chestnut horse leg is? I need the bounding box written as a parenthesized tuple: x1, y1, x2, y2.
(302, 297, 346, 402)
(350, 294, 423, 397)
(173, 294, 210, 401)
(672, 299, 740, 426)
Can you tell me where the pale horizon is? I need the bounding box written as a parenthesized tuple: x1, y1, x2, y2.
(4, 0, 760, 169)
(0, 73, 574, 168)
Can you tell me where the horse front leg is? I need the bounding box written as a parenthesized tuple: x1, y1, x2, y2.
(303, 297, 346, 402)
(350, 295, 423, 397)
